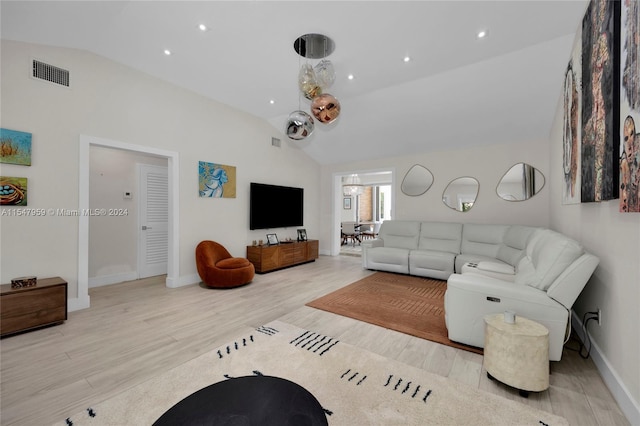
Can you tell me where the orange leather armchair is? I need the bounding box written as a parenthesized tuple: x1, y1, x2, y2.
(195, 240, 255, 288)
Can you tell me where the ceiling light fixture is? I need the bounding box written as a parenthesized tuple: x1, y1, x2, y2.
(198, 24, 207, 31)
(477, 30, 487, 39)
(403, 56, 411, 62)
(343, 174, 364, 196)
(163, 49, 172, 56)
(286, 33, 341, 141)
(348, 74, 355, 80)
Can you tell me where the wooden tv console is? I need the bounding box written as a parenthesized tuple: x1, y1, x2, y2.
(1, 276, 68, 337)
(247, 240, 318, 273)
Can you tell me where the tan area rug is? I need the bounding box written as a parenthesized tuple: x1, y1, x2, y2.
(54, 320, 567, 425)
(307, 271, 483, 354)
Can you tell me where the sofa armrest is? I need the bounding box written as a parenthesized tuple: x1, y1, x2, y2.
(546, 253, 599, 309)
(361, 238, 384, 269)
(448, 273, 556, 306)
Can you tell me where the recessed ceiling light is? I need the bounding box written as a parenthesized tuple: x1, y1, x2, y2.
(403, 56, 411, 63)
(198, 24, 207, 31)
(347, 74, 355, 80)
(164, 49, 172, 56)
(269, 99, 275, 105)
(477, 30, 487, 39)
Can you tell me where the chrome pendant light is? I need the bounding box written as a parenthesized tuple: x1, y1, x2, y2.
(286, 33, 341, 140)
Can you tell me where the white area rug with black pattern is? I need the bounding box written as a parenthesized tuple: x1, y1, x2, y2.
(55, 320, 568, 425)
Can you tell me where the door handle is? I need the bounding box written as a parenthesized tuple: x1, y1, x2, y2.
(142, 226, 153, 230)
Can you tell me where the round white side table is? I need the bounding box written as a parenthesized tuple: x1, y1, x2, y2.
(483, 313, 549, 397)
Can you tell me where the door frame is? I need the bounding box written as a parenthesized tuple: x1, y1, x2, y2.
(76, 134, 180, 311)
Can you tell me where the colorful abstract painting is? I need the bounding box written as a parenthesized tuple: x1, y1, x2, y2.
(563, 29, 582, 205)
(0, 176, 28, 206)
(619, 0, 639, 212)
(0, 128, 32, 166)
(198, 161, 236, 198)
(581, 0, 620, 202)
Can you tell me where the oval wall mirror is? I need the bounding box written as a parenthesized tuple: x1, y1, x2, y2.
(496, 163, 545, 201)
(401, 164, 434, 196)
(442, 177, 479, 212)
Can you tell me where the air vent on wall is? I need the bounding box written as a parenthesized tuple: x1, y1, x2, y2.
(271, 137, 281, 148)
(32, 59, 70, 87)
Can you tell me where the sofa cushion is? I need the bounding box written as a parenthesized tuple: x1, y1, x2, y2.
(366, 247, 411, 274)
(496, 225, 537, 266)
(418, 222, 462, 254)
(409, 249, 456, 280)
(515, 229, 584, 291)
(378, 220, 421, 250)
(461, 224, 509, 258)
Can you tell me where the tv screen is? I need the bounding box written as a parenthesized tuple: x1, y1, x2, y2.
(250, 183, 304, 230)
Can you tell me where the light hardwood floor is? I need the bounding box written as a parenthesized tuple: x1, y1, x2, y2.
(0, 255, 629, 425)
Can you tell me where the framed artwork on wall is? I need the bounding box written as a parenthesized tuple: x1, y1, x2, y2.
(580, 0, 620, 202)
(619, 0, 639, 212)
(343, 197, 351, 209)
(0, 176, 28, 206)
(0, 128, 32, 166)
(198, 161, 236, 198)
(562, 29, 582, 205)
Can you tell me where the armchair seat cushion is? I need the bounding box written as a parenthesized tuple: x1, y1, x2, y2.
(217, 257, 252, 269)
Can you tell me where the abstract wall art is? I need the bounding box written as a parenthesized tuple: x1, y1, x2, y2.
(581, 0, 620, 203)
(619, 0, 639, 213)
(0, 128, 32, 166)
(198, 161, 236, 198)
(563, 30, 582, 205)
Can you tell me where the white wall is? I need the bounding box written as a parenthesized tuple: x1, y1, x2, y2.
(0, 40, 321, 303)
(88, 146, 167, 285)
(320, 139, 552, 254)
(549, 93, 640, 420)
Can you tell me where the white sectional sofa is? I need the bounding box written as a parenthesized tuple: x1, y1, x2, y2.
(361, 220, 599, 361)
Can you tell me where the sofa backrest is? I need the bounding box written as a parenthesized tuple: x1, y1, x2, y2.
(418, 222, 462, 254)
(378, 220, 421, 250)
(460, 224, 509, 258)
(496, 225, 538, 267)
(515, 229, 585, 291)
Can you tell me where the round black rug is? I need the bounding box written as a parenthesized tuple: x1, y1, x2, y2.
(153, 375, 328, 426)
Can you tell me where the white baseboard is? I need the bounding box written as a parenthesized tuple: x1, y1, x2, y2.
(68, 295, 90, 312)
(166, 273, 200, 288)
(571, 310, 639, 425)
(89, 272, 138, 288)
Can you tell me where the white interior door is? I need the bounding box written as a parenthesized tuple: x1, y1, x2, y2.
(138, 164, 168, 278)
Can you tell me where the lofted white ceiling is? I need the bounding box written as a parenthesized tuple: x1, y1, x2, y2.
(0, 0, 588, 165)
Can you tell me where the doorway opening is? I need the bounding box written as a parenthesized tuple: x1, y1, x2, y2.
(76, 135, 179, 311)
(332, 169, 394, 257)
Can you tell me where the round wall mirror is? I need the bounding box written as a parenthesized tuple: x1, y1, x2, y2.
(401, 164, 434, 196)
(497, 163, 545, 201)
(442, 177, 479, 212)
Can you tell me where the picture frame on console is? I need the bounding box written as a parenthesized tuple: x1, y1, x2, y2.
(266, 233, 279, 245)
(297, 229, 307, 241)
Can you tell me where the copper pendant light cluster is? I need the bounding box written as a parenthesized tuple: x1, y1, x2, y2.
(286, 33, 341, 140)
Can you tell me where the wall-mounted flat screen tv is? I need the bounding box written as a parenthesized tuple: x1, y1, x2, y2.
(250, 182, 304, 230)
